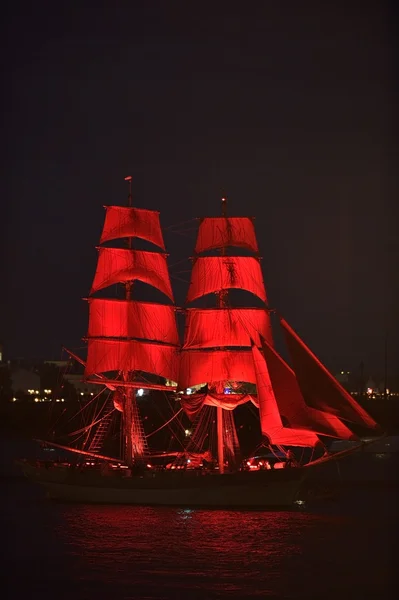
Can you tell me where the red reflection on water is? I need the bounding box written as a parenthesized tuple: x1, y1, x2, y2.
(53, 503, 382, 598)
(59, 506, 341, 570)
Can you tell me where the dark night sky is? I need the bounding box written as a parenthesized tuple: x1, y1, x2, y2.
(2, 1, 398, 379)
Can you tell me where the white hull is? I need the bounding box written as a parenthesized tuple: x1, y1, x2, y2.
(18, 462, 304, 509)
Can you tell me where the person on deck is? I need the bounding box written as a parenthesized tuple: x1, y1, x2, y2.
(285, 450, 298, 468)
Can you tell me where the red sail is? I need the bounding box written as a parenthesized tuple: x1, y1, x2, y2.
(85, 338, 179, 382)
(178, 349, 256, 390)
(187, 257, 267, 303)
(261, 337, 356, 440)
(252, 345, 320, 447)
(87, 299, 179, 345)
(90, 248, 174, 300)
(195, 217, 259, 254)
(183, 308, 272, 349)
(100, 206, 165, 249)
(281, 318, 379, 429)
(181, 393, 255, 419)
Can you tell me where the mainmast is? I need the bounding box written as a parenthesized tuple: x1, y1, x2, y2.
(216, 197, 227, 474)
(85, 177, 179, 466)
(123, 175, 137, 467)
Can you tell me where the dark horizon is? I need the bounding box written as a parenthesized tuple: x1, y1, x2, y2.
(2, 2, 398, 378)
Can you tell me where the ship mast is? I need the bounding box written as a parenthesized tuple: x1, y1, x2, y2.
(122, 175, 145, 468)
(123, 175, 134, 467)
(85, 179, 179, 463)
(180, 202, 271, 470)
(216, 196, 227, 474)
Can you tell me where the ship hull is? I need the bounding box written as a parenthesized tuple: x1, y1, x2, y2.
(17, 462, 305, 509)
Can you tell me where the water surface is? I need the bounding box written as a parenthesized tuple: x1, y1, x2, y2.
(3, 479, 397, 599)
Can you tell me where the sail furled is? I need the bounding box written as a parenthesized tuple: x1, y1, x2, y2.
(195, 217, 259, 254)
(85, 338, 179, 382)
(178, 349, 256, 391)
(87, 298, 179, 345)
(90, 248, 174, 300)
(281, 318, 379, 430)
(183, 308, 272, 349)
(180, 393, 257, 420)
(186, 256, 267, 303)
(100, 206, 165, 249)
(252, 345, 320, 447)
(260, 337, 356, 440)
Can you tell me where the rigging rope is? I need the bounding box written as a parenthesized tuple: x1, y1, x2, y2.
(67, 408, 115, 438)
(146, 407, 183, 439)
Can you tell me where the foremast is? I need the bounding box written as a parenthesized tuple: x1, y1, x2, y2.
(124, 176, 138, 466)
(216, 197, 227, 474)
(85, 177, 179, 467)
(180, 198, 273, 472)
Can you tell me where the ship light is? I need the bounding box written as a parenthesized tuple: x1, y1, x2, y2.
(80, 392, 84, 396)
(187, 459, 191, 464)
(186, 388, 192, 395)
(185, 429, 192, 437)
(137, 388, 144, 397)
(294, 500, 306, 506)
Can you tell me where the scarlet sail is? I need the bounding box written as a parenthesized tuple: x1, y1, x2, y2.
(281, 318, 379, 429)
(252, 345, 320, 447)
(85, 338, 179, 382)
(100, 206, 165, 249)
(87, 298, 179, 345)
(260, 336, 356, 440)
(178, 349, 256, 390)
(90, 248, 174, 300)
(183, 308, 272, 349)
(195, 217, 259, 254)
(186, 257, 267, 303)
(181, 393, 256, 419)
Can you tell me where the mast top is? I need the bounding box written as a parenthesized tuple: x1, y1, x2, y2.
(125, 176, 132, 207)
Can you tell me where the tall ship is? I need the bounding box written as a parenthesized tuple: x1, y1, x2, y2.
(18, 178, 381, 508)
